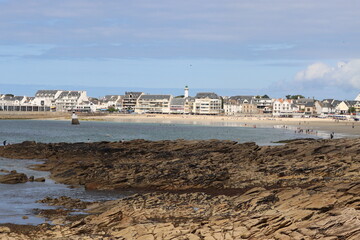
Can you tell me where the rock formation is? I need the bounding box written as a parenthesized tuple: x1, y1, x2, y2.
(0, 171, 28, 184)
(1, 138, 360, 239)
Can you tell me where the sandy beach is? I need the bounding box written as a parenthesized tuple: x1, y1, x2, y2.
(79, 113, 360, 137)
(1, 112, 360, 137)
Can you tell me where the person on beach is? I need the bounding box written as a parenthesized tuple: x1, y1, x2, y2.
(3, 140, 6, 146)
(330, 133, 334, 139)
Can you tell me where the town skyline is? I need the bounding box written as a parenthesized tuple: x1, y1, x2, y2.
(0, 83, 359, 101)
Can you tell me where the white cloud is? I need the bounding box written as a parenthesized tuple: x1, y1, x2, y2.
(295, 59, 360, 89)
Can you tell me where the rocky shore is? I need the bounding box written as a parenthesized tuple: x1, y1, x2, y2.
(1, 138, 360, 239)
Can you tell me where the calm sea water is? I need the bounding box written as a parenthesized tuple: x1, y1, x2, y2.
(0, 119, 321, 225)
(0, 119, 322, 145)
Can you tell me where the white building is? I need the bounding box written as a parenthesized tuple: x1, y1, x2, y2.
(135, 94, 172, 114)
(33, 90, 62, 108)
(193, 92, 222, 115)
(272, 98, 294, 116)
(100, 95, 123, 110)
(314, 99, 337, 115)
(355, 94, 360, 101)
(55, 91, 88, 112)
(73, 101, 97, 112)
(223, 99, 242, 115)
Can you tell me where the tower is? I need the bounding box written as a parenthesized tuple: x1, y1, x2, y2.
(184, 85, 189, 98)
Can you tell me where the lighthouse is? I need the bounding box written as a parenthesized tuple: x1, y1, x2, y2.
(184, 85, 189, 98)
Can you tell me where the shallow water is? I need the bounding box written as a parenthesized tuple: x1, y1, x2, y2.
(0, 119, 321, 145)
(0, 158, 132, 225)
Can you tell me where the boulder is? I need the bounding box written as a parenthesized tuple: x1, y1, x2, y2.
(0, 172, 28, 184)
(34, 177, 45, 182)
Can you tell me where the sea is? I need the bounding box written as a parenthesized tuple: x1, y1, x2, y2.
(0, 119, 326, 225)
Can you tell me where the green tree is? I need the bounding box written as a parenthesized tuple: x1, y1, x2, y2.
(348, 107, 356, 114)
(286, 95, 305, 99)
(107, 106, 117, 113)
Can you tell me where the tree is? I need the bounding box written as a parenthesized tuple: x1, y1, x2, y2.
(286, 95, 305, 99)
(348, 107, 356, 114)
(107, 106, 117, 113)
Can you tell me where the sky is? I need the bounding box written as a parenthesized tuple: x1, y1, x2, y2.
(0, 0, 360, 99)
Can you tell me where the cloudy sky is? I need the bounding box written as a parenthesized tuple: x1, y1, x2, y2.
(0, 0, 360, 99)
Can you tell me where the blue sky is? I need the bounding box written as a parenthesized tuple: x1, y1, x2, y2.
(0, 0, 360, 99)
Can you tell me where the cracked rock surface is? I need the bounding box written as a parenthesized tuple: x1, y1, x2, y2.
(1, 138, 360, 239)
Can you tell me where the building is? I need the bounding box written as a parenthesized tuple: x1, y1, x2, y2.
(73, 100, 97, 112)
(184, 86, 189, 98)
(223, 98, 242, 115)
(122, 92, 143, 112)
(33, 90, 62, 108)
(272, 98, 294, 116)
(101, 95, 123, 110)
(314, 100, 336, 115)
(355, 94, 360, 101)
(294, 98, 315, 113)
(55, 91, 88, 112)
(304, 102, 316, 115)
(252, 97, 273, 113)
(0, 95, 50, 111)
(135, 94, 172, 114)
(193, 92, 222, 115)
(0, 95, 26, 111)
(170, 98, 186, 114)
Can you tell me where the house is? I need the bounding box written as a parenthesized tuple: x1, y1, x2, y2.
(122, 92, 143, 112)
(135, 94, 172, 114)
(335, 101, 350, 114)
(240, 99, 259, 114)
(304, 102, 316, 115)
(193, 92, 222, 115)
(315, 99, 337, 115)
(223, 98, 242, 115)
(294, 98, 315, 113)
(101, 95, 123, 110)
(227, 95, 263, 114)
(252, 97, 273, 113)
(272, 99, 294, 116)
(355, 94, 360, 101)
